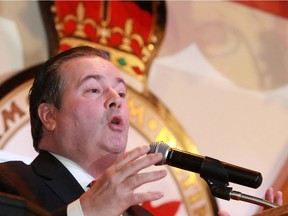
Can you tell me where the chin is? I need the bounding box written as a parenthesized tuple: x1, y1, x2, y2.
(104, 135, 127, 153)
(109, 141, 126, 154)
(115, 144, 126, 154)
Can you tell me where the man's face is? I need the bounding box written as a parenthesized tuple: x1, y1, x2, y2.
(53, 56, 130, 160)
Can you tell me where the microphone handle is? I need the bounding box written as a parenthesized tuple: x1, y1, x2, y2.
(167, 149, 262, 188)
(167, 148, 203, 173)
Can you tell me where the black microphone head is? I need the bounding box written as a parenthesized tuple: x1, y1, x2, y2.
(148, 141, 170, 165)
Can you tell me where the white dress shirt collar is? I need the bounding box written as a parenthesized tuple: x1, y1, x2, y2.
(50, 152, 94, 191)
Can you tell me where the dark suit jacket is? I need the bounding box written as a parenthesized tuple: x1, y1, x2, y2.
(0, 151, 153, 216)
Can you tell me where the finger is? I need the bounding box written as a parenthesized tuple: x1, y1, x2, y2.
(127, 191, 164, 206)
(264, 187, 274, 202)
(218, 210, 230, 216)
(115, 145, 151, 169)
(104, 147, 163, 187)
(119, 153, 163, 180)
(125, 169, 167, 191)
(274, 191, 283, 206)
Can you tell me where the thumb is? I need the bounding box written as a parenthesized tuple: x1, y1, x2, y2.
(218, 210, 231, 216)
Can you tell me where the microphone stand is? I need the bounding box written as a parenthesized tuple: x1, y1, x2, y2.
(200, 157, 279, 209)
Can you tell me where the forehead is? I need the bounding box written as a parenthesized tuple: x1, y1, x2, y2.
(60, 56, 123, 79)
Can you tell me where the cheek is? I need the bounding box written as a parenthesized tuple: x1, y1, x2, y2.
(123, 108, 130, 135)
(78, 103, 102, 123)
(62, 99, 99, 124)
(123, 104, 130, 119)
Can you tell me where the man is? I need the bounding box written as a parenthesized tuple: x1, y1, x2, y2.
(0, 46, 283, 216)
(0, 46, 167, 216)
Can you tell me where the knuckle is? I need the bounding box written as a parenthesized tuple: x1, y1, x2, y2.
(131, 193, 143, 204)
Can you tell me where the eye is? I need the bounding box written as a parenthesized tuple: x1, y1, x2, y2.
(89, 89, 101, 94)
(118, 92, 126, 98)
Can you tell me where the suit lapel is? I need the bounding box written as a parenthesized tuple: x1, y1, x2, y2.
(31, 151, 153, 215)
(31, 151, 84, 204)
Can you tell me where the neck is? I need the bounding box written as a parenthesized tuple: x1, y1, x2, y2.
(85, 153, 120, 179)
(39, 139, 122, 179)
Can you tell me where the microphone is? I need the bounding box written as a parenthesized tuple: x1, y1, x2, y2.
(148, 141, 262, 189)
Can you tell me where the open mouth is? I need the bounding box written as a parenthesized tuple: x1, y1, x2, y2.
(109, 116, 124, 131)
(111, 117, 121, 125)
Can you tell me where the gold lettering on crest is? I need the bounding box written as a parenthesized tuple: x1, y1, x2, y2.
(0, 80, 32, 148)
(2, 101, 25, 132)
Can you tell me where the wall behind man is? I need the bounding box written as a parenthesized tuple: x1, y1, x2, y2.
(0, 1, 47, 78)
(0, 1, 287, 216)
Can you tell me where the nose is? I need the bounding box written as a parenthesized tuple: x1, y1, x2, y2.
(104, 88, 121, 110)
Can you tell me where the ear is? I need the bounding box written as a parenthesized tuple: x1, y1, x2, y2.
(38, 103, 57, 131)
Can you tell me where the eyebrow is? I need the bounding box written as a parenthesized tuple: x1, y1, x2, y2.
(80, 74, 126, 87)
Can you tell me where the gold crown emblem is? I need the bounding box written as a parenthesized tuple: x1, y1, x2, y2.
(49, 1, 166, 92)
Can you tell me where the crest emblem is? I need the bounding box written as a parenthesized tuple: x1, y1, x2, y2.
(0, 1, 218, 215)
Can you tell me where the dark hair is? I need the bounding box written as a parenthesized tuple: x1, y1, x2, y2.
(29, 46, 108, 151)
